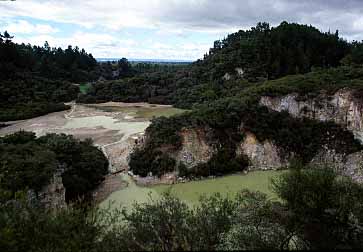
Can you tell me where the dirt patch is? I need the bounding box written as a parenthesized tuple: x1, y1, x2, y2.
(92, 174, 128, 204)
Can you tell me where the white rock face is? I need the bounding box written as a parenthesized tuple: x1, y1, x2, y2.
(235, 68, 244, 77)
(234, 132, 363, 183)
(223, 73, 231, 80)
(310, 148, 363, 183)
(260, 88, 363, 143)
(236, 132, 288, 171)
(174, 128, 216, 168)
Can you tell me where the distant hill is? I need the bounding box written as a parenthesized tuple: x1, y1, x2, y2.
(97, 58, 192, 64)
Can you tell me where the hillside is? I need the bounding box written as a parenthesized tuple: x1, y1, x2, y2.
(125, 22, 363, 181)
(129, 70, 363, 180)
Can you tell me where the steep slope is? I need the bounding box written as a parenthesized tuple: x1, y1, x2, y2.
(260, 89, 363, 141)
(129, 66, 363, 182)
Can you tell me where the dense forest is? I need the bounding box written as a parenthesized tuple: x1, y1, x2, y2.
(2, 167, 363, 250)
(78, 22, 363, 109)
(0, 131, 108, 202)
(0, 31, 98, 82)
(0, 31, 99, 121)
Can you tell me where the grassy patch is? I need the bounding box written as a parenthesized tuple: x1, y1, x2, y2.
(79, 83, 91, 94)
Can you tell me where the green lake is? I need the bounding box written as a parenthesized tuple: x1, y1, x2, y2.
(101, 170, 285, 211)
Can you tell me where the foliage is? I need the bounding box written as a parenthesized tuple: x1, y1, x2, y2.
(272, 167, 363, 249)
(0, 32, 97, 82)
(2, 168, 363, 250)
(0, 198, 109, 252)
(218, 190, 289, 250)
(237, 65, 363, 101)
(0, 74, 77, 121)
(129, 148, 176, 177)
(0, 31, 97, 121)
(0, 141, 57, 193)
(189, 150, 249, 177)
(0, 131, 108, 202)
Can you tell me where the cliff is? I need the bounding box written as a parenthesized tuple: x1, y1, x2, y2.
(236, 132, 288, 171)
(131, 86, 363, 182)
(172, 128, 216, 168)
(260, 88, 363, 142)
(159, 88, 363, 182)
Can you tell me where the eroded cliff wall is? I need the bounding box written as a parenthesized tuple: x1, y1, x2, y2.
(172, 128, 216, 168)
(260, 88, 363, 142)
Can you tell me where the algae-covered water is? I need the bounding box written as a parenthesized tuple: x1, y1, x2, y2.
(153, 170, 284, 204)
(100, 174, 161, 210)
(101, 170, 285, 211)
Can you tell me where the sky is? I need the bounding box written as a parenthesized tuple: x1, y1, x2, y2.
(1, 0, 363, 60)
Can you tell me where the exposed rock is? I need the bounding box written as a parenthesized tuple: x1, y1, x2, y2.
(133, 172, 177, 186)
(174, 128, 216, 169)
(310, 148, 363, 183)
(260, 88, 363, 142)
(259, 90, 363, 182)
(234, 132, 363, 182)
(28, 169, 66, 210)
(235, 67, 244, 77)
(236, 132, 288, 171)
(223, 73, 231, 80)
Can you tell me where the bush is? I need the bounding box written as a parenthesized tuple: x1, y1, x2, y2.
(0, 132, 108, 202)
(129, 148, 176, 178)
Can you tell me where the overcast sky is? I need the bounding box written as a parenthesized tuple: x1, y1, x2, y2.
(1, 0, 363, 60)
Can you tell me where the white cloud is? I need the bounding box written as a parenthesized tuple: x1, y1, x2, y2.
(0, 0, 269, 34)
(4, 20, 58, 34)
(2, 0, 363, 39)
(2, 0, 363, 59)
(13, 31, 204, 60)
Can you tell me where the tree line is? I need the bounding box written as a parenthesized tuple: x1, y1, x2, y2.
(0, 31, 98, 121)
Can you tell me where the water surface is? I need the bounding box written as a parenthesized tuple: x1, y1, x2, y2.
(101, 170, 285, 210)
